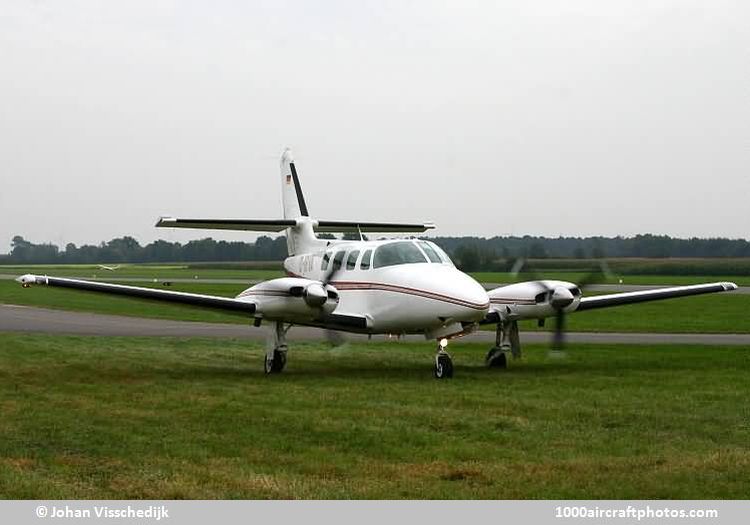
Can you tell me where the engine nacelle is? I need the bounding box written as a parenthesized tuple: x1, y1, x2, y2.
(236, 277, 339, 322)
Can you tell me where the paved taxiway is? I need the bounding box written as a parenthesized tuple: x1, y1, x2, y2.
(2, 304, 748, 345)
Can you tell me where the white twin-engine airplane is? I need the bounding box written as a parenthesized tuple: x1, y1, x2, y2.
(17, 149, 738, 378)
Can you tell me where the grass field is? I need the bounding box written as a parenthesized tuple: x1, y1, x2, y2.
(1, 279, 748, 333)
(0, 334, 748, 499)
(2, 263, 749, 286)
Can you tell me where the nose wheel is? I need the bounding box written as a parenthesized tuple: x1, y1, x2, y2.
(434, 338, 453, 379)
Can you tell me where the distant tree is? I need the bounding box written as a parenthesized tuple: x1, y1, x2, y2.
(10, 236, 32, 262)
(454, 244, 481, 272)
(528, 242, 548, 259)
(591, 239, 606, 259)
(343, 232, 369, 241)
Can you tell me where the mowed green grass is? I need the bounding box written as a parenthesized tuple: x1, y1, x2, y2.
(1, 279, 748, 333)
(0, 280, 245, 324)
(2, 263, 748, 285)
(472, 271, 750, 286)
(0, 264, 282, 282)
(0, 334, 748, 499)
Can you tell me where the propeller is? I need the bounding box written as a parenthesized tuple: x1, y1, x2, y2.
(320, 250, 347, 347)
(512, 259, 613, 356)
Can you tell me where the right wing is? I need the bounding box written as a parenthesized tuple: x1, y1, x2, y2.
(16, 274, 372, 333)
(16, 275, 256, 315)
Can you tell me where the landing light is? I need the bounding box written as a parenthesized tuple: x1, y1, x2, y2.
(439, 338, 448, 349)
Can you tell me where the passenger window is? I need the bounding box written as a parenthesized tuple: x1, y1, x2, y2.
(321, 252, 331, 271)
(332, 251, 346, 271)
(346, 250, 360, 270)
(418, 241, 443, 263)
(360, 249, 372, 270)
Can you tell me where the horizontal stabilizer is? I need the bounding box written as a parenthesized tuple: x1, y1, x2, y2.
(156, 217, 435, 234)
(315, 220, 435, 233)
(156, 217, 295, 232)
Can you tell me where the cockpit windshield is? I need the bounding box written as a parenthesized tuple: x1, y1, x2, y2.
(372, 241, 428, 269)
(418, 241, 443, 263)
(429, 242, 454, 266)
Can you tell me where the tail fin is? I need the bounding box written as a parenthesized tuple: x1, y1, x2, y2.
(280, 148, 309, 219)
(156, 148, 435, 258)
(280, 148, 319, 255)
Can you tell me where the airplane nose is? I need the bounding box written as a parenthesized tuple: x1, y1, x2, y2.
(449, 271, 490, 316)
(550, 287, 574, 309)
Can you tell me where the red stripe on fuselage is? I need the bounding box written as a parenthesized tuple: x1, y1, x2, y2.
(285, 272, 489, 310)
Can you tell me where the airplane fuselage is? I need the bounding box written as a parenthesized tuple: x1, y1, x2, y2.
(279, 239, 490, 337)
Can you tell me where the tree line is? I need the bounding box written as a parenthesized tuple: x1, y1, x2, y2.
(2, 233, 750, 267)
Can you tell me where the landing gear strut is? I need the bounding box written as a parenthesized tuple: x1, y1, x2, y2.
(434, 338, 453, 379)
(264, 321, 289, 374)
(487, 320, 520, 368)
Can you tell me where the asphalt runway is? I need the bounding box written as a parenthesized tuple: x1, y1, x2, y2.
(2, 304, 748, 346)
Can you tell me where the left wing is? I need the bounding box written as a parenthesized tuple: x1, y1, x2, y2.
(576, 282, 738, 311)
(16, 274, 256, 315)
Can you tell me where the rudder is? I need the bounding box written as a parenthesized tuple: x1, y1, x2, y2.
(280, 148, 309, 219)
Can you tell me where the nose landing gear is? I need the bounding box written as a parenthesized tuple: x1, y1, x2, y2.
(434, 338, 453, 379)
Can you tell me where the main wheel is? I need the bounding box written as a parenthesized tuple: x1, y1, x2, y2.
(264, 349, 287, 374)
(485, 348, 507, 369)
(434, 353, 454, 379)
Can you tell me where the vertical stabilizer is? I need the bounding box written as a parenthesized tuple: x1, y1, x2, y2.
(279, 148, 319, 255)
(280, 148, 309, 219)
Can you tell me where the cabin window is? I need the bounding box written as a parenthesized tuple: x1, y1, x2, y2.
(373, 241, 428, 269)
(321, 252, 331, 271)
(331, 250, 346, 271)
(418, 241, 443, 263)
(360, 249, 373, 270)
(346, 250, 360, 270)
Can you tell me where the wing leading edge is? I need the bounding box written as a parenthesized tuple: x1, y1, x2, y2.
(576, 282, 738, 311)
(15, 275, 256, 315)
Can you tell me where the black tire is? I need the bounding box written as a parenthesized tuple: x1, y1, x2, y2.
(486, 348, 507, 369)
(264, 350, 287, 374)
(434, 354, 454, 379)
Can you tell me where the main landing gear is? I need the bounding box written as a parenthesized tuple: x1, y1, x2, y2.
(434, 338, 453, 379)
(264, 321, 289, 374)
(486, 320, 520, 369)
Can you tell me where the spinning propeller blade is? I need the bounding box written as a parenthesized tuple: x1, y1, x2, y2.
(321, 248, 347, 347)
(516, 260, 614, 355)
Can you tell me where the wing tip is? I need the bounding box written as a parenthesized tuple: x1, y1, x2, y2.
(721, 282, 739, 291)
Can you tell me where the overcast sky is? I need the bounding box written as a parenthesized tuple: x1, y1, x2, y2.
(1, 0, 748, 253)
